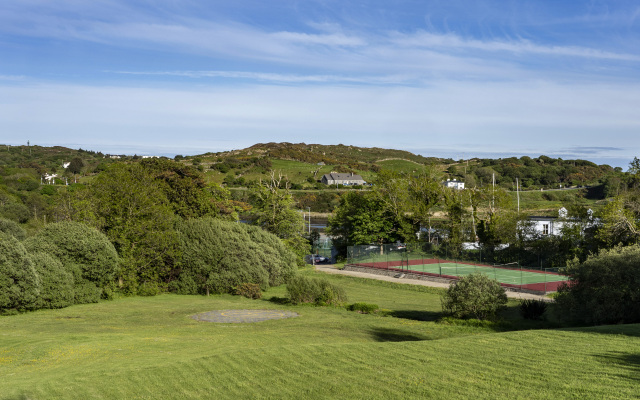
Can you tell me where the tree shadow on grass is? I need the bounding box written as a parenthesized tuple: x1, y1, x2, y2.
(390, 310, 443, 322)
(368, 327, 429, 342)
(264, 296, 290, 305)
(595, 352, 640, 382)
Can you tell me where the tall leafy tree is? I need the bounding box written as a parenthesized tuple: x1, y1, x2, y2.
(250, 172, 309, 264)
(91, 163, 180, 294)
(408, 170, 443, 243)
(372, 170, 415, 243)
(140, 158, 215, 219)
(595, 192, 640, 248)
(67, 157, 85, 175)
(327, 191, 400, 257)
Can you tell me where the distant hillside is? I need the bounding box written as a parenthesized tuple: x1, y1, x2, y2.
(184, 142, 620, 193)
(194, 142, 444, 171)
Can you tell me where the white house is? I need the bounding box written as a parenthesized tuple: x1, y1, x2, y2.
(443, 179, 465, 190)
(526, 207, 598, 238)
(321, 173, 366, 186)
(43, 173, 58, 184)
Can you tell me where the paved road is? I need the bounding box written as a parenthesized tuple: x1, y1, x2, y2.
(314, 264, 552, 301)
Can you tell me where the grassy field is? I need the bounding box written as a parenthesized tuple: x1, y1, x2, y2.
(1, 270, 638, 399)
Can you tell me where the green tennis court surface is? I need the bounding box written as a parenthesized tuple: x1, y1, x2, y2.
(405, 262, 568, 285)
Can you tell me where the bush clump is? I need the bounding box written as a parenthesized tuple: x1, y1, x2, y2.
(173, 218, 297, 296)
(555, 245, 640, 324)
(347, 302, 379, 314)
(286, 275, 347, 306)
(0, 218, 26, 240)
(519, 299, 548, 320)
(234, 283, 262, 299)
(0, 233, 40, 313)
(29, 252, 75, 309)
(441, 273, 508, 320)
(23, 221, 119, 293)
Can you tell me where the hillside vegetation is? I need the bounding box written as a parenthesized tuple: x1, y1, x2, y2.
(0, 142, 632, 225)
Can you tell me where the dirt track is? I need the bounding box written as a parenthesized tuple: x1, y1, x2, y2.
(314, 264, 551, 301)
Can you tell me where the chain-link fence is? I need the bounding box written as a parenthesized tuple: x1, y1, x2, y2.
(347, 243, 569, 293)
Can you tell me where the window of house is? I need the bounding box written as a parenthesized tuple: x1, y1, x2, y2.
(542, 224, 549, 235)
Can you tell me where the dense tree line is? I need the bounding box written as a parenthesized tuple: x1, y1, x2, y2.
(328, 159, 640, 269)
(448, 155, 619, 190)
(0, 156, 304, 313)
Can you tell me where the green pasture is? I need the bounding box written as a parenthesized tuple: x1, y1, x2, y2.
(1, 270, 639, 399)
(376, 159, 426, 173)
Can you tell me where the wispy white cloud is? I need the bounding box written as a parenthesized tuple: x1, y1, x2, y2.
(388, 31, 640, 62)
(2, 2, 638, 81)
(2, 81, 639, 167)
(110, 70, 412, 84)
(0, 74, 25, 81)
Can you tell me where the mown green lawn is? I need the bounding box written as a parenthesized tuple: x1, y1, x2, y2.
(1, 271, 638, 399)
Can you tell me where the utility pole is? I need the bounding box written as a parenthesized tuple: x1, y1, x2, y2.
(516, 177, 520, 214)
(491, 173, 495, 213)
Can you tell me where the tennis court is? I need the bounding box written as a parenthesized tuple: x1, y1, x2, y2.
(347, 245, 569, 293)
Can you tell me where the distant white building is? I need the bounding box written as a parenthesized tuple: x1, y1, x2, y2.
(321, 173, 366, 186)
(62, 162, 70, 169)
(43, 173, 58, 184)
(525, 207, 598, 238)
(443, 179, 465, 190)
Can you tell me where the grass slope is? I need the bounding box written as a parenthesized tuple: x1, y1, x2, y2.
(1, 273, 638, 399)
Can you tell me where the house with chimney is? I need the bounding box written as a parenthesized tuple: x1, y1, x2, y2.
(321, 172, 366, 186)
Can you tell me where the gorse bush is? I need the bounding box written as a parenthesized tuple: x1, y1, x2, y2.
(286, 275, 347, 306)
(555, 245, 640, 324)
(441, 273, 508, 320)
(519, 299, 548, 320)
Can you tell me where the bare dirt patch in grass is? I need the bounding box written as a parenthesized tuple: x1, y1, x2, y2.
(191, 309, 299, 323)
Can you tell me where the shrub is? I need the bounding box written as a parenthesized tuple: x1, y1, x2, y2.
(555, 245, 640, 324)
(0, 233, 40, 313)
(315, 279, 348, 306)
(137, 281, 162, 297)
(347, 302, 379, 314)
(23, 221, 119, 302)
(286, 275, 320, 304)
(234, 283, 262, 299)
(441, 273, 508, 320)
(519, 299, 548, 320)
(0, 217, 26, 240)
(0, 201, 31, 223)
(174, 218, 297, 295)
(29, 252, 75, 309)
(73, 281, 101, 304)
(286, 275, 348, 306)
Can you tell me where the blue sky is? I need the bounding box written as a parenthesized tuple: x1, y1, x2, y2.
(1, 0, 639, 168)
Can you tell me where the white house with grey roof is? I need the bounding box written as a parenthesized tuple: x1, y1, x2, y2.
(321, 173, 366, 186)
(525, 207, 598, 238)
